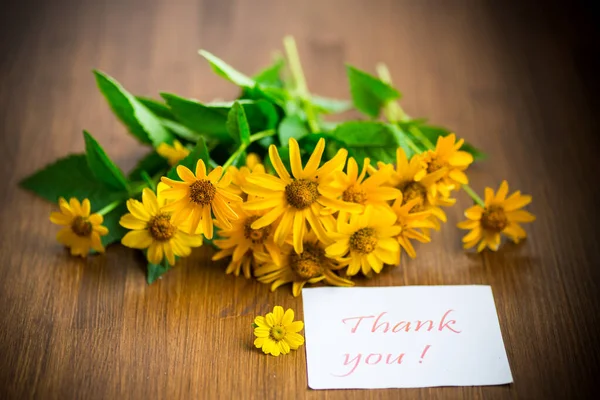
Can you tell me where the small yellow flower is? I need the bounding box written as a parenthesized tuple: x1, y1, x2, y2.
(381, 148, 451, 229)
(212, 204, 281, 279)
(254, 230, 353, 296)
(245, 152, 262, 169)
(49, 197, 108, 257)
(320, 156, 399, 218)
(391, 193, 436, 260)
(160, 159, 242, 239)
(458, 180, 535, 251)
(254, 306, 304, 356)
(325, 206, 401, 276)
(156, 140, 190, 166)
(418, 133, 473, 198)
(227, 162, 266, 198)
(120, 184, 203, 265)
(243, 138, 359, 254)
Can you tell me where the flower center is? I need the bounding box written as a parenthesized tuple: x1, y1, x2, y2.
(342, 186, 367, 204)
(481, 206, 508, 232)
(349, 227, 378, 254)
(401, 181, 427, 211)
(189, 179, 216, 205)
(285, 179, 319, 210)
(289, 243, 324, 280)
(426, 156, 445, 174)
(148, 213, 177, 241)
(243, 216, 271, 244)
(71, 216, 92, 237)
(270, 325, 286, 341)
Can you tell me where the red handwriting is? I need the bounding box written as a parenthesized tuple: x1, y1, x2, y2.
(341, 310, 461, 334)
(332, 352, 407, 377)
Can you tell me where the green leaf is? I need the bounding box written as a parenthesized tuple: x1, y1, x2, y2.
(136, 97, 176, 120)
(20, 154, 128, 209)
(310, 95, 352, 114)
(346, 65, 400, 118)
(161, 93, 232, 142)
(83, 131, 129, 191)
(100, 202, 128, 247)
(93, 70, 173, 146)
(166, 138, 210, 180)
(147, 260, 170, 284)
(253, 57, 285, 87)
(128, 151, 170, 181)
(160, 118, 202, 142)
(278, 115, 309, 145)
(227, 102, 251, 145)
(161, 94, 278, 142)
(199, 50, 255, 87)
(330, 121, 401, 164)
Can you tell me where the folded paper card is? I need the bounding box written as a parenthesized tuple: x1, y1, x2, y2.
(302, 286, 512, 389)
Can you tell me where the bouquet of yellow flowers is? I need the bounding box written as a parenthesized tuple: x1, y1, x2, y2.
(22, 37, 534, 291)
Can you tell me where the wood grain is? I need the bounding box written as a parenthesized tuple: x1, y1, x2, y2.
(1, 0, 599, 398)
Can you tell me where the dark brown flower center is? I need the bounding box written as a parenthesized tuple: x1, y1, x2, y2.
(342, 186, 367, 204)
(349, 227, 378, 254)
(400, 181, 427, 211)
(481, 206, 508, 232)
(289, 242, 324, 280)
(71, 216, 92, 237)
(148, 213, 177, 241)
(243, 216, 271, 244)
(426, 156, 445, 174)
(285, 179, 319, 210)
(189, 179, 216, 205)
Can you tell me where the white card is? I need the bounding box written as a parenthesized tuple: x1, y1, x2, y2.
(302, 286, 512, 389)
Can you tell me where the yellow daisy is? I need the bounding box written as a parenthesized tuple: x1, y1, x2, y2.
(458, 180, 535, 251)
(253, 306, 304, 356)
(49, 197, 108, 257)
(120, 184, 203, 265)
(243, 138, 358, 254)
(325, 206, 401, 277)
(254, 230, 353, 297)
(160, 159, 242, 239)
(320, 156, 399, 218)
(382, 148, 451, 229)
(418, 133, 473, 198)
(156, 140, 190, 166)
(391, 193, 436, 261)
(212, 203, 282, 279)
(227, 162, 266, 198)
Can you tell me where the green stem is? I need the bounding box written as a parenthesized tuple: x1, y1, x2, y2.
(409, 126, 435, 150)
(283, 36, 320, 133)
(222, 144, 247, 170)
(462, 184, 485, 207)
(376, 63, 407, 122)
(96, 200, 121, 216)
(249, 129, 276, 143)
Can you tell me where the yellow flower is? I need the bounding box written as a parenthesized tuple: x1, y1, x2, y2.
(458, 180, 535, 251)
(391, 193, 436, 260)
(49, 197, 108, 257)
(253, 306, 304, 356)
(227, 162, 266, 198)
(254, 230, 353, 296)
(120, 184, 203, 265)
(160, 159, 242, 239)
(325, 206, 401, 277)
(212, 204, 281, 279)
(156, 140, 190, 166)
(418, 133, 473, 198)
(382, 148, 451, 229)
(243, 138, 358, 254)
(320, 156, 399, 218)
(245, 152, 262, 169)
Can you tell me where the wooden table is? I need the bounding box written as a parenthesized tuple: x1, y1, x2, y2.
(1, 0, 599, 398)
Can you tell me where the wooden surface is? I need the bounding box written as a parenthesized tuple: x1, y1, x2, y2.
(1, 0, 599, 398)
